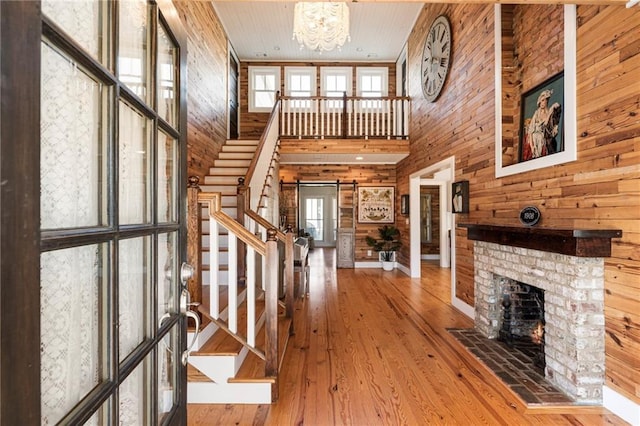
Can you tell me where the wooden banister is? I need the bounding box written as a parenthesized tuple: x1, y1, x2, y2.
(199, 192, 267, 256)
(244, 92, 281, 193)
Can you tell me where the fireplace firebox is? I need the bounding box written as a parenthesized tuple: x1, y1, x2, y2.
(498, 278, 545, 371)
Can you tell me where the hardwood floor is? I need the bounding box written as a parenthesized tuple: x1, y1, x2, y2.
(187, 249, 627, 425)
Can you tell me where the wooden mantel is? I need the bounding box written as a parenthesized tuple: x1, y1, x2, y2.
(459, 224, 622, 257)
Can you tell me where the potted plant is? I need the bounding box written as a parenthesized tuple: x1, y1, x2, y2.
(365, 225, 402, 271)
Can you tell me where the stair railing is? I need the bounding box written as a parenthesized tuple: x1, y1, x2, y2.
(280, 94, 410, 139)
(197, 192, 288, 391)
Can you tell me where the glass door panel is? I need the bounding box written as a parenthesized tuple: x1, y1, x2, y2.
(305, 197, 324, 241)
(42, 0, 110, 67)
(118, 0, 149, 101)
(157, 21, 178, 127)
(158, 132, 178, 223)
(40, 40, 108, 230)
(35, 1, 187, 423)
(119, 101, 152, 225)
(40, 243, 108, 425)
(158, 324, 180, 423)
(119, 356, 151, 424)
(158, 232, 179, 320)
(118, 236, 151, 361)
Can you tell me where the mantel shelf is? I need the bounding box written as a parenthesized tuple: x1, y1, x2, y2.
(458, 224, 622, 258)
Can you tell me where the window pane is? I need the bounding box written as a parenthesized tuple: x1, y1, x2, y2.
(158, 232, 178, 319)
(42, 0, 107, 65)
(119, 101, 151, 225)
(264, 75, 276, 90)
(119, 236, 150, 361)
(255, 91, 275, 108)
(158, 132, 178, 223)
(41, 243, 108, 425)
(118, 0, 148, 100)
(157, 21, 178, 127)
(41, 41, 107, 230)
(305, 198, 323, 240)
(119, 356, 150, 424)
(158, 325, 179, 423)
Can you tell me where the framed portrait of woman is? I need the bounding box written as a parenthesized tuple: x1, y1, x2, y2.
(519, 72, 564, 163)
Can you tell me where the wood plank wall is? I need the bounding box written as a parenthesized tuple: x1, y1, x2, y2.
(239, 61, 397, 139)
(398, 3, 640, 404)
(173, 0, 229, 180)
(279, 164, 397, 262)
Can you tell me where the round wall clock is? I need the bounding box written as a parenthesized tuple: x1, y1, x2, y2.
(421, 15, 452, 102)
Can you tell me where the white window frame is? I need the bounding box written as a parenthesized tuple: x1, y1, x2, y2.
(356, 67, 388, 97)
(284, 66, 316, 110)
(284, 66, 317, 97)
(248, 66, 281, 113)
(320, 66, 353, 97)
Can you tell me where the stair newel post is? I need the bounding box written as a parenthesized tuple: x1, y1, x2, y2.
(264, 228, 279, 401)
(284, 225, 295, 331)
(187, 176, 202, 305)
(237, 177, 248, 284)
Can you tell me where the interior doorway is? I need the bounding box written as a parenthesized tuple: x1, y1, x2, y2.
(299, 185, 337, 248)
(409, 156, 473, 319)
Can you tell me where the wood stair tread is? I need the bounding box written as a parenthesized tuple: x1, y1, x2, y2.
(230, 313, 292, 382)
(187, 363, 214, 383)
(195, 294, 266, 356)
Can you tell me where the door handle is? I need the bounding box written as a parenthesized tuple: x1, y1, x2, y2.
(182, 309, 200, 366)
(178, 261, 199, 365)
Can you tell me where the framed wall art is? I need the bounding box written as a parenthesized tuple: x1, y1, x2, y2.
(452, 180, 469, 214)
(358, 186, 394, 223)
(519, 72, 564, 163)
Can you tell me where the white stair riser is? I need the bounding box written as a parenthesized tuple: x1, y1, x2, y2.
(199, 184, 238, 194)
(225, 140, 259, 147)
(208, 167, 248, 176)
(189, 346, 247, 383)
(219, 152, 254, 160)
(187, 382, 272, 404)
(204, 176, 240, 185)
(202, 251, 229, 265)
(213, 159, 251, 168)
(221, 145, 257, 153)
(201, 234, 229, 249)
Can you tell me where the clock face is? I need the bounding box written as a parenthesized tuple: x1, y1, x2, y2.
(421, 15, 451, 102)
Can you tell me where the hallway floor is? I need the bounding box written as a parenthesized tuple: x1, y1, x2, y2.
(187, 248, 626, 425)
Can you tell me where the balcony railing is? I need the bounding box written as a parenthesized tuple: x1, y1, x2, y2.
(280, 94, 410, 139)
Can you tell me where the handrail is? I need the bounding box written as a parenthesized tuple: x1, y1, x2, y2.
(244, 92, 282, 201)
(246, 209, 286, 241)
(198, 192, 266, 256)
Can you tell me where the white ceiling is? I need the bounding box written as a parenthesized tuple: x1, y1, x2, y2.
(212, 2, 424, 62)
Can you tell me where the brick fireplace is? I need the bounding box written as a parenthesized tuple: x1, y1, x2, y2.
(461, 224, 622, 405)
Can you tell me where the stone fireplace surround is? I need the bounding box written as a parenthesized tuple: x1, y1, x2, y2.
(461, 224, 622, 405)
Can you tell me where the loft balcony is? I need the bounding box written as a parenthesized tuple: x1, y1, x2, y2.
(278, 95, 410, 164)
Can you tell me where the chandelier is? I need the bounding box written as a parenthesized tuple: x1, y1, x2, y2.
(293, 2, 350, 52)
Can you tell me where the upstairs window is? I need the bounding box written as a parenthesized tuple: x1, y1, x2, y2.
(356, 67, 388, 108)
(320, 67, 352, 109)
(249, 66, 280, 112)
(285, 67, 316, 109)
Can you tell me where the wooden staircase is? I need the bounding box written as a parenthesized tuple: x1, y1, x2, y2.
(187, 139, 290, 404)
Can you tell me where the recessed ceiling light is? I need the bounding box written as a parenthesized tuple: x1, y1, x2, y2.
(356, 47, 363, 52)
(273, 46, 280, 51)
(355, 156, 363, 160)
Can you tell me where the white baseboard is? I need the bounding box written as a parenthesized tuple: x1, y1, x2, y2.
(354, 261, 382, 268)
(421, 254, 440, 260)
(396, 262, 410, 276)
(604, 386, 640, 425)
